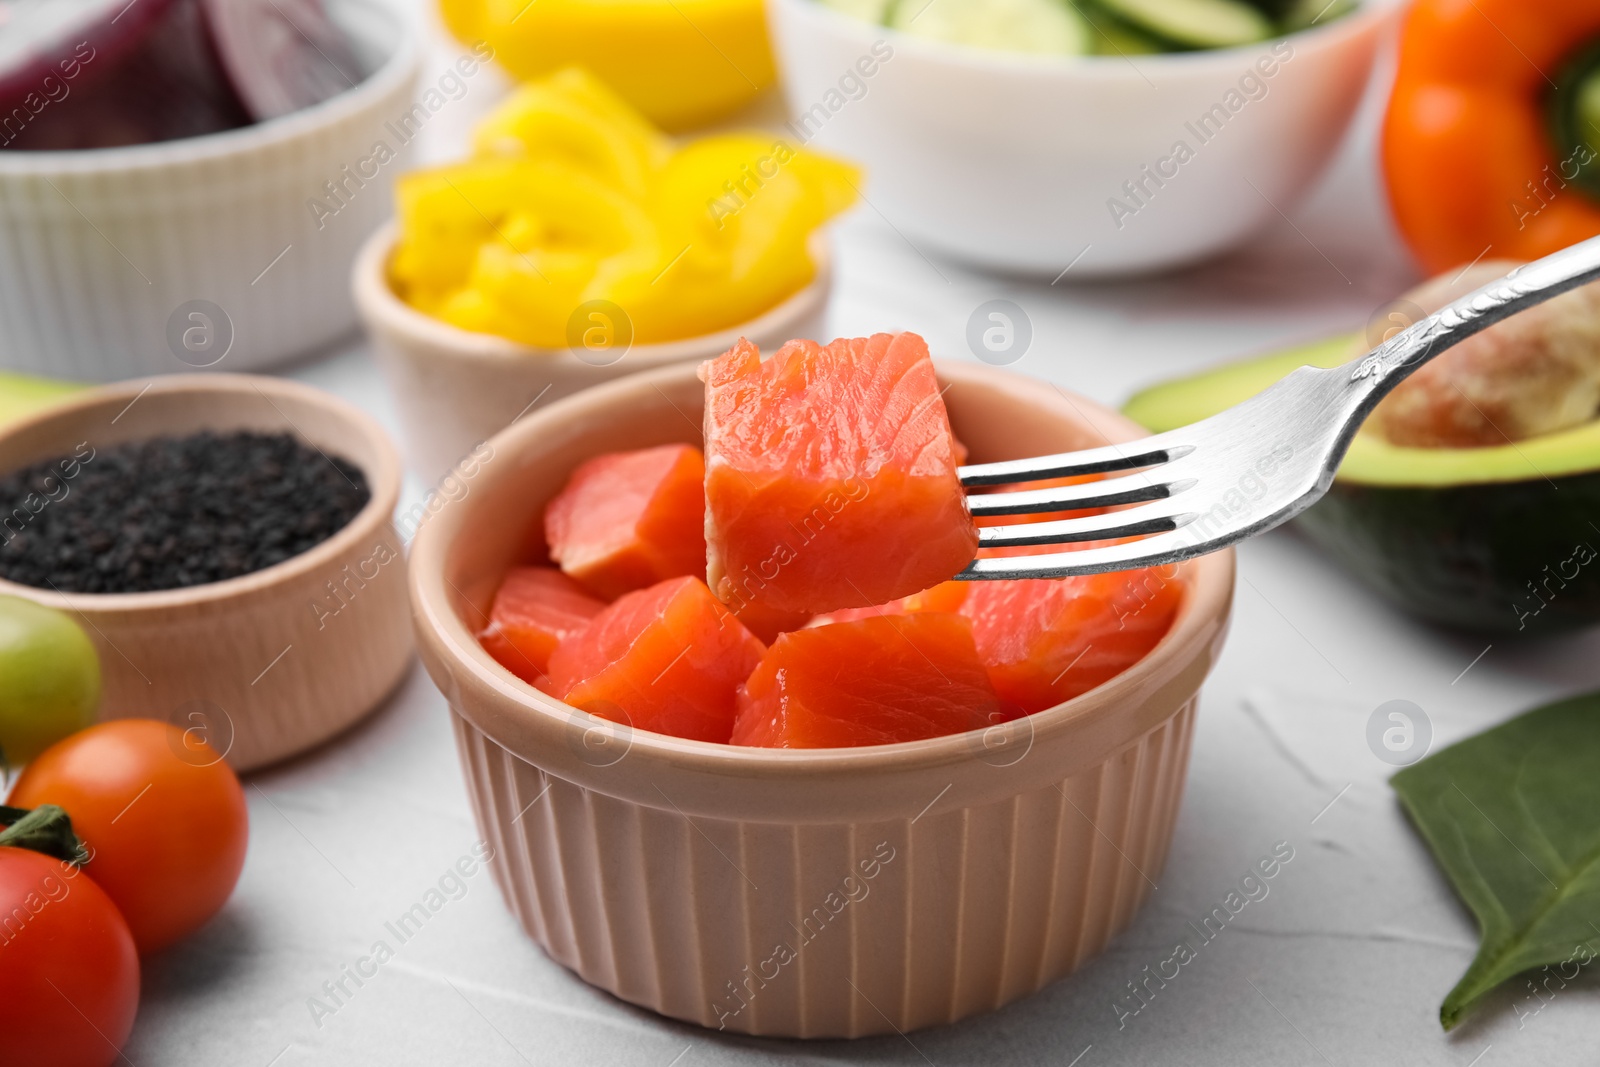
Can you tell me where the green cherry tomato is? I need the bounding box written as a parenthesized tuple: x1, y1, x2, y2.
(0, 596, 101, 766)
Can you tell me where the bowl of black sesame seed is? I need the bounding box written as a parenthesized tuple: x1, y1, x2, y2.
(0, 374, 413, 771)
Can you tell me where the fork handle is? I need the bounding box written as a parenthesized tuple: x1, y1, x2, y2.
(1349, 233, 1600, 392)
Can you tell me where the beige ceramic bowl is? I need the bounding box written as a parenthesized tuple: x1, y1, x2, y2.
(0, 375, 413, 772)
(409, 359, 1234, 1037)
(353, 222, 833, 483)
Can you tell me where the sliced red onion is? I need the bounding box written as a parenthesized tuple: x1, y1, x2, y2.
(201, 0, 363, 121)
(0, 0, 175, 109)
(0, 0, 250, 150)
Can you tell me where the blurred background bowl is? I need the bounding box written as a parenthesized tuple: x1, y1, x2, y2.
(0, 0, 422, 381)
(766, 0, 1399, 276)
(355, 222, 833, 483)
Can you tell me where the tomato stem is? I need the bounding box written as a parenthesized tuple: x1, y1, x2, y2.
(0, 804, 85, 865)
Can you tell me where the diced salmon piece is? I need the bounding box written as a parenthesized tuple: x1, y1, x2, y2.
(544, 443, 708, 600)
(732, 600, 814, 644)
(959, 567, 1182, 716)
(808, 580, 969, 626)
(546, 576, 765, 743)
(479, 565, 607, 685)
(805, 604, 899, 627)
(701, 333, 978, 615)
(730, 613, 999, 748)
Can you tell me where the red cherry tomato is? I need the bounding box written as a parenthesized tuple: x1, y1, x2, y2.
(0, 846, 140, 1067)
(8, 719, 249, 955)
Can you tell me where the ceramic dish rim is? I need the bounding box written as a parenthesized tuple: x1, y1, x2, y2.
(772, 0, 1401, 80)
(0, 373, 403, 611)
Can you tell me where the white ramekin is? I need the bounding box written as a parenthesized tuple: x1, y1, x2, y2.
(0, 0, 423, 381)
(766, 0, 1401, 275)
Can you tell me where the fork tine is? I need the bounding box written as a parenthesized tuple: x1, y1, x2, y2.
(958, 527, 1209, 580)
(959, 439, 1192, 487)
(965, 473, 1195, 517)
(976, 501, 1195, 547)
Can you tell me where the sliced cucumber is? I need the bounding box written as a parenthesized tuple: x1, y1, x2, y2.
(1080, 5, 1167, 54)
(888, 0, 1090, 56)
(1549, 41, 1600, 197)
(1092, 0, 1272, 48)
(1235, 0, 1292, 18)
(1280, 0, 1356, 31)
(1579, 70, 1600, 157)
(819, 0, 897, 24)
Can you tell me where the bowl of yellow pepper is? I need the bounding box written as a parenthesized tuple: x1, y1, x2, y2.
(355, 68, 857, 482)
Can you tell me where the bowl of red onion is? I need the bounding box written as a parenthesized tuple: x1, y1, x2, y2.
(0, 0, 423, 380)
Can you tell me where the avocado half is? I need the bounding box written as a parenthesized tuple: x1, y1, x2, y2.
(0, 371, 84, 429)
(1124, 335, 1600, 635)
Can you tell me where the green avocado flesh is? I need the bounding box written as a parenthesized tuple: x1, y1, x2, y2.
(1123, 332, 1600, 486)
(0, 372, 83, 430)
(1124, 336, 1600, 634)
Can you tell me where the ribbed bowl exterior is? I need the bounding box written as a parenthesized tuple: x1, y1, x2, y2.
(0, 2, 421, 380)
(451, 698, 1195, 1037)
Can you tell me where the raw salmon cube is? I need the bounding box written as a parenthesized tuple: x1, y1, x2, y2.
(479, 565, 607, 685)
(544, 443, 708, 600)
(701, 333, 978, 615)
(960, 567, 1182, 716)
(807, 581, 969, 626)
(730, 612, 1000, 748)
(547, 576, 765, 743)
(731, 599, 814, 644)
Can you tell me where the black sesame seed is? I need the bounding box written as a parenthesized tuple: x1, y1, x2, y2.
(0, 430, 370, 594)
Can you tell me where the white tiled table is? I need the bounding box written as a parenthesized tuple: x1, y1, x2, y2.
(125, 14, 1600, 1065)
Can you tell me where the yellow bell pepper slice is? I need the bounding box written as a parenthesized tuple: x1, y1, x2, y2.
(391, 66, 860, 349)
(472, 68, 671, 197)
(466, 0, 775, 132)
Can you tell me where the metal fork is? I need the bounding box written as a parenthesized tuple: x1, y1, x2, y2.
(957, 236, 1600, 580)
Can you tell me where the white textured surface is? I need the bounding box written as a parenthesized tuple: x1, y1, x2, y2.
(115, 8, 1600, 1066)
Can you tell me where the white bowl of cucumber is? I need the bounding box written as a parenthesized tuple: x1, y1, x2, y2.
(766, 0, 1400, 276)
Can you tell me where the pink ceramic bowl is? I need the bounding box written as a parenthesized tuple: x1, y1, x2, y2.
(407, 358, 1235, 1037)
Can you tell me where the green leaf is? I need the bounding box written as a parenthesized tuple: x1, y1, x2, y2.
(1392, 692, 1600, 1030)
(0, 803, 85, 865)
